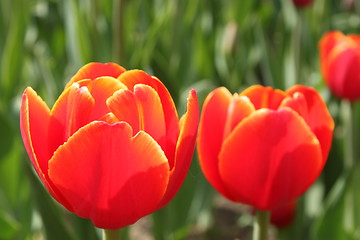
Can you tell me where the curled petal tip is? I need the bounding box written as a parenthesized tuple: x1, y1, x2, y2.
(157, 88, 199, 208)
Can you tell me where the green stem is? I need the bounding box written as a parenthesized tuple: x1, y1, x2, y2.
(344, 101, 357, 168)
(344, 101, 357, 231)
(253, 210, 270, 240)
(90, 0, 99, 59)
(293, 12, 302, 85)
(112, 0, 127, 64)
(103, 229, 121, 240)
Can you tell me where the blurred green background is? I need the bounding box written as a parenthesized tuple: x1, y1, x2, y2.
(1, 0, 360, 239)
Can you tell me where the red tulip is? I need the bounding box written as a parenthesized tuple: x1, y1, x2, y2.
(20, 62, 199, 229)
(319, 31, 360, 102)
(292, 0, 314, 8)
(198, 85, 334, 210)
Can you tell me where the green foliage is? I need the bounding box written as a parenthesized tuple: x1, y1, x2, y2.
(0, 0, 359, 239)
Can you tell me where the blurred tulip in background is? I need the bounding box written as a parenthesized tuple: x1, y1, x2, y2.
(319, 31, 360, 102)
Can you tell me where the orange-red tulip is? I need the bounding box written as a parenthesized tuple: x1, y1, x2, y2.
(292, 0, 314, 8)
(20, 62, 199, 229)
(198, 85, 334, 210)
(320, 31, 360, 101)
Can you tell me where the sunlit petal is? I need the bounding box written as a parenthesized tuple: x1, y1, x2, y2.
(159, 89, 199, 208)
(197, 87, 237, 201)
(48, 122, 170, 229)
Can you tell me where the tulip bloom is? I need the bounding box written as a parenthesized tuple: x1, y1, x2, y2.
(292, 0, 314, 8)
(198, 85, 334, 210)
(20, 62, 199, 229)
(319, 31, 360, 102)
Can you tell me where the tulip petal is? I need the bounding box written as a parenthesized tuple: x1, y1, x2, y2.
(107, 89, 141, 133)
(20, 87, 51, 176)
(286, 85, 334, 163)
(118, 70, 179, 167)
(197, 87, 237, 201)
(99, 113, 119, 124)
(280, 92, 309, 120)
(327, 48, 360, 101)
(79, 77, 128, 120)
(48, 121, 170, 229)
(349, 34, 360, 46)
(65, 62, 126, 89)
(158, 89, 199, 208)
(219, 108, 322, 210)
(134, 84, 167, 149)
(20, 88, 71, 209)
(240, 85, 287, 110)
(48, 84, 95, 155)
(107, 84, 166, 150)
(319, 31, 345, 82)
(223, 95, 255, 140)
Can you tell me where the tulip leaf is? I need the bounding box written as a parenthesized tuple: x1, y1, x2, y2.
(0, 138, 33, 240)
(0, 112, 14, 161)
(352, 166, 360, 235)
(70, 215, 100, 240)
(0, 138, 30, 213)
(63, 0, 91, 66)
(0, 0, 30, 102)
(27, 165, 75, 240)
(152, 156, 214, 240)
(0, 208, 20, 240)
(312, 171, 358, 240)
